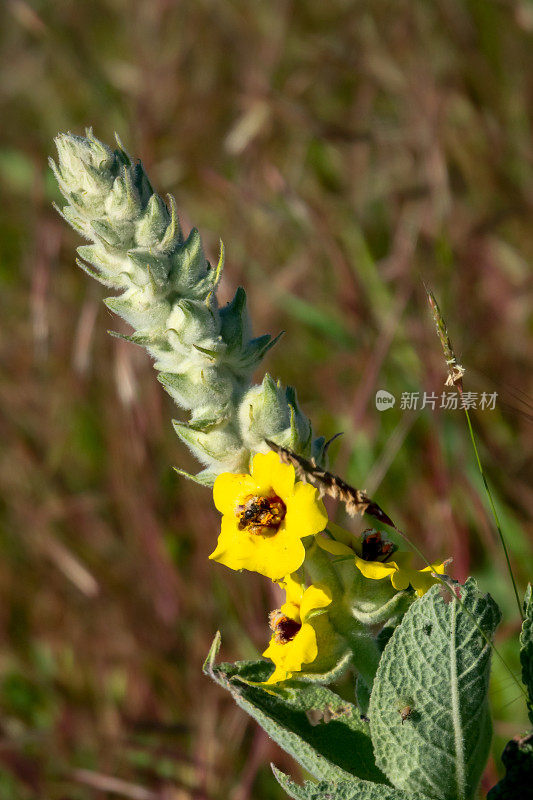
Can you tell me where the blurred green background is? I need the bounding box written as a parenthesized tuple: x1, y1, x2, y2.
(1, 1, 532, 797)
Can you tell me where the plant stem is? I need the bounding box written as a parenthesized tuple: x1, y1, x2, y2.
(424, 283, 523, 622)
(305, 541, 381, 685)
(462, 404, 523, 621)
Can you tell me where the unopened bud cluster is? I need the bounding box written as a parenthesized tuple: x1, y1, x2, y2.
(51, 131, 322, 482)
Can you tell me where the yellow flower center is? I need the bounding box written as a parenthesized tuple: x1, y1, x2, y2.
(361, 530, 395, 562)
(269, 609, 302, 643)
(236, 494, 287, 535)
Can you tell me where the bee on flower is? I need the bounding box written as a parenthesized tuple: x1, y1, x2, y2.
(209, 450, 328, 581)
(263, 574, 337, 684)
(316, 523, 450, 598)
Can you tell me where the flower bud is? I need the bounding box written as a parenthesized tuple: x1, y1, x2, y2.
(166, 299, 220, 350)
(239, 374, 290, 452)
(135, 193, 171, 248)
(173, 419, 249, 473)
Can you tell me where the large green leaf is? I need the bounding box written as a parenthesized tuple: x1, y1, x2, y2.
(520, 584, 533, 725)
(272, 767, 432, 800)
(368, 578, 501, 800)
(204, 633, 386, 784)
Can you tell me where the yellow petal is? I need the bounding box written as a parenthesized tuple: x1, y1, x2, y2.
(315, 535, 353, 556)
(280, 600, 301, 619)
(213, 472, 255, 515)
(410, 561, 447, 597)
(410, 573, 437, 597)
(279, 573, 305, 608)
(265, 666, 292, 684)
(390, 568, 411, 591)
(247, 528, 306, 581)
(271, 462, 297, 499)
(251, 530, 306, 581)
(263, 623, 317, 674)
(300, 584, 332, 622)
(251, 451, 295, 498)
(208, 515, 255, 569)
(291, 622, 318, 667)
(263, 638, 285, 661)
(421, 561, 448, 576)
(285, 482, 328, 537)
(354, 554, 397, 581)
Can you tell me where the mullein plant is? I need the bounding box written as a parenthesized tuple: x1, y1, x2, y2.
(51, 131, 532, 800)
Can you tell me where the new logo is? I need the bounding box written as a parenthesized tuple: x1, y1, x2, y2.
(375, 390, 395, 411)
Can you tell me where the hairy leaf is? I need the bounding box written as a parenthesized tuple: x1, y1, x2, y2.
(520, 584, 533, 725)
(204, 633, 385, 784)
(272, 766, 432, 800)
(368, 578, 500, 800)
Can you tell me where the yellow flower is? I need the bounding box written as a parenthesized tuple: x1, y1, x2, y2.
(316, 523, 448, 597)
(263, 574, 332, 683)
(353, 552, 448, 597)
(209, 450, 328, 581)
